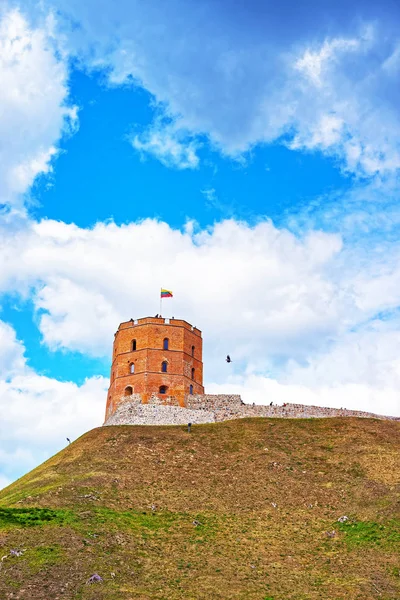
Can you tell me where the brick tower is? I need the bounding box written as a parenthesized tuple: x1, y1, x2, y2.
(105, 317, 204, 420)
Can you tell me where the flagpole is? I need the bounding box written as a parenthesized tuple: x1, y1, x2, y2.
(160, 288, 162, 317)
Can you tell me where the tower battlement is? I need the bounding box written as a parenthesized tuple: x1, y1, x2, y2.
(118, 316, 202, 336)
(105, 316, 204, 420)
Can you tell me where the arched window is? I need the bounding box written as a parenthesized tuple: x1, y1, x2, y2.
(191, 345, 195, 357)
(189, 384, 193, 395)
(132, 339, 137, 351)
(125, 386, 133, 396)
(159, 385, 167, 394)
(163, 338, 169, 350)
(130, 363, 135, 374)
(191, 367, 195, 380)
(161, 361, 167, 373)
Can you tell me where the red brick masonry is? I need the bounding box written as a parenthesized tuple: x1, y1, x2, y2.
(106, 317, 204, 420)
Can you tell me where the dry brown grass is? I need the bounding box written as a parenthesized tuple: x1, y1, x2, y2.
(0, 417, 399, 599)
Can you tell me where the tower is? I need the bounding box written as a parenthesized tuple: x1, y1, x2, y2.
(105, 316, 204, 420)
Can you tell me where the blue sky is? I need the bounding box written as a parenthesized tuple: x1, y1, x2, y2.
(32, 69, 348, 230)
(1, 0, 400, 488)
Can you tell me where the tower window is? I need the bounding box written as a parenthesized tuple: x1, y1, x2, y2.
(191, 367, 195, 380)
(189, 384, 193, 395)
(125, 386, 133, 396)
(163, 338, 169, 350)
(191, 345, 195, 357)
(130, 363, 135, 374)
(132, 339, 137, 351)
(159, 385, 167, 394)
(161, 361, 167, 373)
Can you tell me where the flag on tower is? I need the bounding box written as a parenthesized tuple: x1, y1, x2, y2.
(161, 288, 173, 298)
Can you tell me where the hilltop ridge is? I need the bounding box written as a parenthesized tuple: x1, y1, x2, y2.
(105, 394, 400, 426)
(0, 417, 399, 599)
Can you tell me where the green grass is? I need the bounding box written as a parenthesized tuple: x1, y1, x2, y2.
(27, 545, 64, 570)
(338, 519, 400, 548)
(0, 507, 75, 528)
(88, 507, 176, 530)
(0, 418, 399, 599)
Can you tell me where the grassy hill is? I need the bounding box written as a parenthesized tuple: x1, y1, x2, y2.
(0, 417, 399, 599)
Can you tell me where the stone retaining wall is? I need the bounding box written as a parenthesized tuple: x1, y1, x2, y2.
(187, 395, 399, 422)
(103, 393, 399, 426)
(104, 400, 215, 426)
(214, 401, 399, 422)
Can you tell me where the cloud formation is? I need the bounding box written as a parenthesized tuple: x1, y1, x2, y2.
(0, 320, 26, 378)
(0, 7, 76, 209)
(38, 0, 400, 175)
(0, 320, 107, 488)
(131, 119, 200, 169)
(0, 216, 343, 359)
(0, 213, 400, 420)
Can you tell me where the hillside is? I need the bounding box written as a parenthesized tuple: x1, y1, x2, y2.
(0, 417, 399, 599)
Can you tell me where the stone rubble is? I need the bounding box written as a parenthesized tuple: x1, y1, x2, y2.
(104, 398, 215, 426)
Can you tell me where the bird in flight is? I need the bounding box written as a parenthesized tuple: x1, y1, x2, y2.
(226, 355, 232, 363)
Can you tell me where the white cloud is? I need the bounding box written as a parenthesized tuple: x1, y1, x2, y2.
(201, 188, 217, 205)
(0, 373, 108, 486)
(294, 36, 360, 87)
(285, 321, 400, 388)
(289, 30, 400, 175)
(0, 320, 26, 378)
(0, 372, 107, 446)
(31, 0, 400, 175)
(383, 42, 400, 75)
(0, 320, 108, 486)
(290, 114, 345, 151)
(131, 120, 200, 169)
(1, 212, 400, 417)
(36, 277, 120, 354)
(208, 375, 399, 418)
(0, 7, 76, 209)
(0, 474, 11, 491)
(0, 216, 344, 359)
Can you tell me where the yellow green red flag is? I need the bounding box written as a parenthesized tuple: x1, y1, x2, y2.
(161, 289, 173, 298)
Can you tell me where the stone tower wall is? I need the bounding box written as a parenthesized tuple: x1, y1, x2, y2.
(105, 317, 204, 420)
